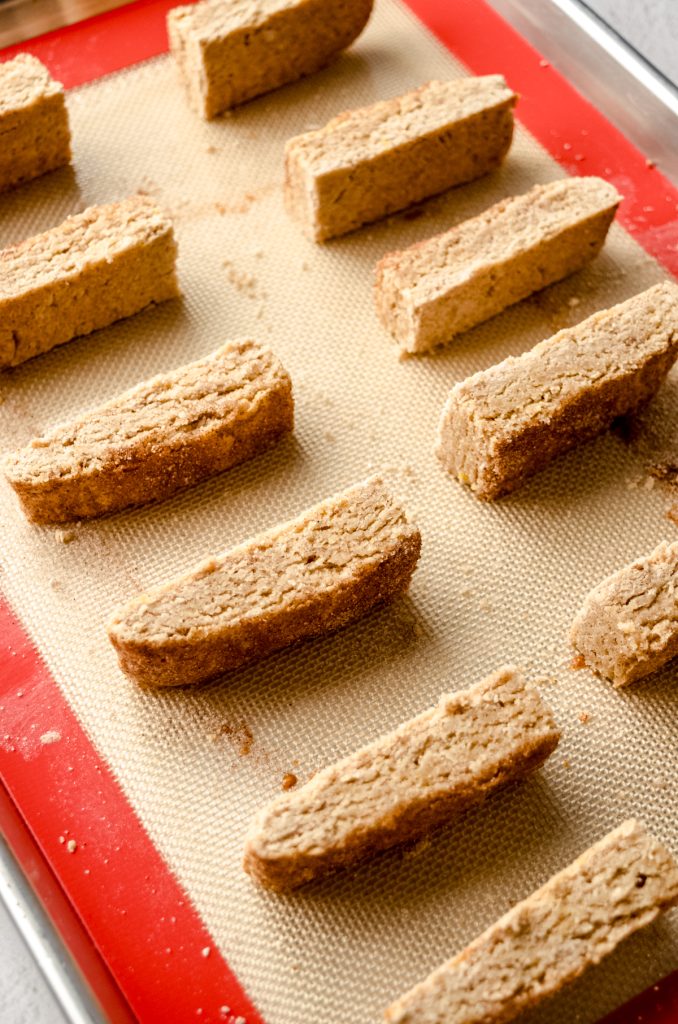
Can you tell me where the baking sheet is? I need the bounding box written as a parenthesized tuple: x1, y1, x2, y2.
(0, 2, 677, 1022)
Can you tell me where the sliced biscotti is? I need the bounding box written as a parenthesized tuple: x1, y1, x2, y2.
(168, 0, 373, 119)
(571, 540, 678, 686)
(384, 819, 678, 1024)
(0, 196, 178, 368)
(437, 282, 678, 500)
(244, 666, 560, 890)
(285, 76, 517, 242)
(0, 54, 71, 193)
(108, 477, 421, 687)
(5, 340, 293, 524)
(375, 176, 620, 353)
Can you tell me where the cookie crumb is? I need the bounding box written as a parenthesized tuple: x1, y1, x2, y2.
(66, 839, 77, 853)
(201, 946, 211, 958)
(282, 772, 298, 791)
(539, 58, 549, 67)
(570, 653, 586, 670)
(219, 720, 253, 756)
(55, 528, 77, 544)
(40, 730, 61, 745)
(578, 711, 590, 724)
(222, 259, 260, 299)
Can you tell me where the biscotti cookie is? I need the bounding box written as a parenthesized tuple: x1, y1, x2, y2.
(571, 540, 678, 686)
(0, 196, 178, 368)
(437, 282, 678, 500)
(5, 340, 293, 524)
(167, 0, 373, 119)
(109, 477, 421, 687)
(375, 176, 620, 353)
(384, 819, 678, 1024)
(0, 54, 71, 193)
(285, 76, 517, 242)
(244, 666, 560, 890)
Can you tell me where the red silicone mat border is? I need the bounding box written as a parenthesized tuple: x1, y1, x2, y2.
(405, 0, 678, 278)
(0, 772, 138, 1024)
(0, 0, 183, 87)
(0, 601, 264, 1024)
(2, 1, 678, 1022)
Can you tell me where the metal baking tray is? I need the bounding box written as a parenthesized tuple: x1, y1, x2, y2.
(1, 1, 677, 1021)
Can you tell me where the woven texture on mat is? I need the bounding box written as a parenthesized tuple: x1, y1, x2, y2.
(0, 2, 677, 1021)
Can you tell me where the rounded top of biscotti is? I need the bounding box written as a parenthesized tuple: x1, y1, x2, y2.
(5, 340, 286, 485)
(285, 76, 518, 174)
(243, 666, 559, 865)
(571, 538, 678, 633)
(0, 53, 63, 116)
(108, 476, 420, 648)
(0, 194, 174, 299)
(448, 281, 678, 434)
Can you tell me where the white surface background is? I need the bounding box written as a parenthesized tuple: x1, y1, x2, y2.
(1, 2, 676, 1022)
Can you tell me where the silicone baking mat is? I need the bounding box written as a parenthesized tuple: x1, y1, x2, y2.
(1, 2, 678, 1022)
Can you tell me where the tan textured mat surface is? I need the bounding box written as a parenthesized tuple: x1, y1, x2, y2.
(0, 2, 676, 1021)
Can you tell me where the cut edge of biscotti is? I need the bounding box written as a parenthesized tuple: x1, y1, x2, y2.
(384, 818, 678, 1023)
(570, 538, 678, 687)
(0, 52, 63, 108)
(4, 339, 294, 524)
(436, 280, 678, 500)
(243, 665, 560, 891)
(0, 195, 179, 368)
(108, 475, 421, 687)
(284, 75, 518, 243)
(0, 54, 71, 192)
(374, 175, 621, 353)
(167, 0, 374, 119)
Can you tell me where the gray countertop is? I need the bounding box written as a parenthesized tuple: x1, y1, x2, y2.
(587, 0, 677, 86)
